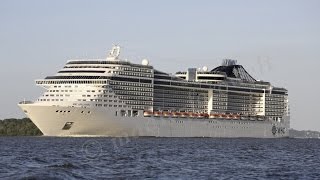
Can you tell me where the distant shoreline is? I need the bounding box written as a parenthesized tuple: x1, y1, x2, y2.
(289, 129, 320, 139)
(0, 118, 42, 136)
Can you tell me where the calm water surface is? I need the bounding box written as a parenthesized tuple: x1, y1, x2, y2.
(0, 137, 320, 179)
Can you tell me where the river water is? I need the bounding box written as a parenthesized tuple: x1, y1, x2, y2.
(0, 137, 319, 179)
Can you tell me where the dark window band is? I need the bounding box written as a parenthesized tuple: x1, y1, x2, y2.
(58, 70, 106, 73)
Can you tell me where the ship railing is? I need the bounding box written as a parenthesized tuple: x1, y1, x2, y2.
(19, 101, 33, 104)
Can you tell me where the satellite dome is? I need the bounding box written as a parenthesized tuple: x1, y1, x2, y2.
(202, 66, 208, 71)
(142, 59, 149, 66)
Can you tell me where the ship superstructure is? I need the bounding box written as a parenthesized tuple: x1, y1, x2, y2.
(19, 46, 289, 137)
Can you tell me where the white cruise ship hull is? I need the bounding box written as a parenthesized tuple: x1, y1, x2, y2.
(19, 104, 289, 138)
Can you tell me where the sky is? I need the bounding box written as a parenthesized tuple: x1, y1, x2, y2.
(0, 0, 319, 131)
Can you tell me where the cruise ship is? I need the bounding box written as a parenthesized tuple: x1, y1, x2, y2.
(18, 45, 290, 137)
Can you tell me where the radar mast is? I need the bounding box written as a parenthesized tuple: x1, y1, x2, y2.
(107, 45, 121, 61)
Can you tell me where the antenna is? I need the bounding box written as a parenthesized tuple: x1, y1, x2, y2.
(106, 45, 121, 61)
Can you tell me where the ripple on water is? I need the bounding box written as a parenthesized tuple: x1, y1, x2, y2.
(0, 137, 320, 179)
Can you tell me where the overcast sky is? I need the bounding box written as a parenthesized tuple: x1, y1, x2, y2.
(1, 0, 319, 131)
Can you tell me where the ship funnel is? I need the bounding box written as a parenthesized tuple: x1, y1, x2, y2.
(222, 59, 237, 66)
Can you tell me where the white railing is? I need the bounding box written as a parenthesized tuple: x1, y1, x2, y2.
(19, 100, 33, 104)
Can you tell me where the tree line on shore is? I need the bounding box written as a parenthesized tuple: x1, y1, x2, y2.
(0, 118, 42, 136)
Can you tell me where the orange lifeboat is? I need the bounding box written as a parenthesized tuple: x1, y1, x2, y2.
(143, 111, 153, 117)
(209, 114, 218, 118)
(172, 112, 181, 118)
(220, 114, 227, 119)
(189, 112, 197, 118)
(153, 111, 162, 117)
(181, 112, 188, 118)
(163, 111, 172, 117)
(197, 113, 204, 118)
(233, 115, 240, 120)
(227, 114, 233, 119)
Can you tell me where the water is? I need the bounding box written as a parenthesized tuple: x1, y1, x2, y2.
(0, 137, 320, 179)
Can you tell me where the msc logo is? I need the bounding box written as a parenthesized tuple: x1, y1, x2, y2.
(272, 125, 286, 135)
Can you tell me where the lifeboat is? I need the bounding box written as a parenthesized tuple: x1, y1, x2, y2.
(257, 116, 264, 121)
(181, 112, 188, 118)
(143, 111, 153, 117)
(240, 116, 247, 120)
(198, 113, 208, 118)
(227, 114, 233, 119)
(220, 114, 227, 119)
(163, 111, 172, 117)
(209, 114, 219, 118)
(172, 112, 181, 118)
(233, 115, 240, 120)
(189, 113, 198, 118)
(153, 111, 162, 117)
